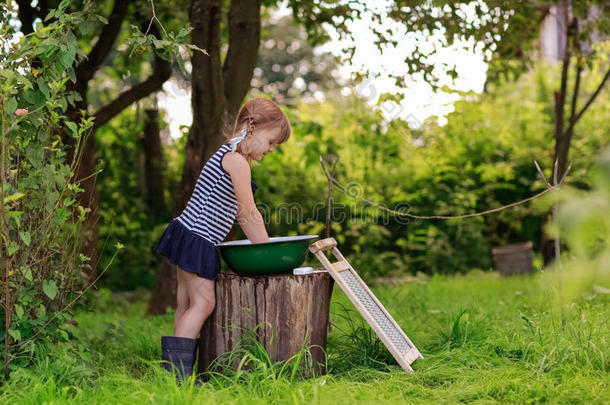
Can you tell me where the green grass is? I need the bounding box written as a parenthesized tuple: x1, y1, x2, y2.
(1, 271, 608, 404)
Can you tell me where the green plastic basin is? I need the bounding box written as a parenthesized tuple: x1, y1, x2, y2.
(216, 235, 320, 276)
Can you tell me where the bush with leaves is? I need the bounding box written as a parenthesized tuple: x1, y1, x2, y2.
(246, 60, 609, 278)
(0, 1, 101, 380)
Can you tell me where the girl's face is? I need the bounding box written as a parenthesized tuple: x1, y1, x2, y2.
(248, 128, 281, 161)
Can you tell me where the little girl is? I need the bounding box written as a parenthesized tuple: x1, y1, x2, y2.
(154, 97, 291, 384)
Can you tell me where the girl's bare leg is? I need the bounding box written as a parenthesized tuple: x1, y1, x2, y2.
(174, 269, 216, 339)
(174, 266, 190, 334)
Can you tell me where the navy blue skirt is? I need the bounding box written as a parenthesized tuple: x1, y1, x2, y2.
(154, 218, 221, 280)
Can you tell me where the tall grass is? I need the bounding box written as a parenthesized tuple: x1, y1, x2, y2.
(0, 273, 608, 404)
(206, 322, 323, 389)
(326, 303, 397, 372)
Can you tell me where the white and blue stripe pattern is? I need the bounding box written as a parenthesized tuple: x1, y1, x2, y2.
(176, 143, 257, 245)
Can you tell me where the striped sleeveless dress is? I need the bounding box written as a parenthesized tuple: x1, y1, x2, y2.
(154, 143, 258, 280)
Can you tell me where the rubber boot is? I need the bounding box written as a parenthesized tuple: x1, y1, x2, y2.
(190, 338, 207, 386)
(161, 336, 197, 384)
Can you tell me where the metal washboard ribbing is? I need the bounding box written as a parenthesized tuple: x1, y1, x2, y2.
(309, 237, 423, 372)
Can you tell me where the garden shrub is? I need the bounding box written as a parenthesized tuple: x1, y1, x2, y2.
(0, 1, 104, 380)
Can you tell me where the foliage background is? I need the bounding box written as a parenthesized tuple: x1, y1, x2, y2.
(96, 55, 610, 289)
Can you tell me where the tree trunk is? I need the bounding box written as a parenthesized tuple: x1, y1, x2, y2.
(142, 108, 166, 215)
(543, 133, 573, 267)
(543, 1, 572, 267)
(198, 271, 334, 376)
(146, 257, 177, 315)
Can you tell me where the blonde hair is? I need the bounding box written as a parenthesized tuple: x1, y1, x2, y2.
(222, 97, 291, 165)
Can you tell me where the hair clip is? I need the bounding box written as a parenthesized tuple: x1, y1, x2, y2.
(230, 129, 248, 152)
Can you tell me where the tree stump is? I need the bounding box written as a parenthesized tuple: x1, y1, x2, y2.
(492, 241, 534, 276)
(198, 271, 333, 376)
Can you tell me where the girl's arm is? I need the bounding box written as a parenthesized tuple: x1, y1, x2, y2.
(222, 152, 270, 243)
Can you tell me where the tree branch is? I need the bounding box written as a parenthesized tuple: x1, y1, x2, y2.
(90, 3, 172, 129)
(75, 0, 131, 84)
(567, 23, 583, 135)
(564, 67, 610, 136)
(563, 59, 582, 145)
(564, 11, 581, 142)
(553, 6, 573, 146)
(92, 51, 172, 129)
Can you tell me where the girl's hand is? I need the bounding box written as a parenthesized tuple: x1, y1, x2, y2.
(222, 151, 270, 243)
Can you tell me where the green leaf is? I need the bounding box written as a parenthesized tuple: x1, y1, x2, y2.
(8, 329, 21, 341)
(66, 93, 75, 108)
(45, 190, 60, 212)
(57, 96, 68, 112)
(37, 78, 51, 99)
(66, 67, 76, 84)
(53, 62, 63, 76)
(42, 280, 58, 300)
(153, 48, 172, 62)
(152, 39, 172, 49)
(0, 69, 15, 83)
(53, 208, 70, 225)
(59, 46, 76, 69)
(7, 211, 23, 228)
(4, 192, 25, 204)
(26, 144, 44, 169)
(77, 205, 86, 222)
(6, 97, 18, 116)
(176, 27, 192, 39)
(79, 21, 90, 36)
(59, 329, 69, 341)
(186, 44, 208, 55)
(37, 304, 46, 319)
(176, 53, 187, 78)
(19, 231, 31, 246)
(97, 14, 108, 24)
(44, 9, 55, 22)
(24, 267, 33, 282)
(23, 89, 46, 108)
(34, 43, 52, 57)
(65, 121, 78, 137)
(15, 304, 24, 319)
(8, 241, 19, 255)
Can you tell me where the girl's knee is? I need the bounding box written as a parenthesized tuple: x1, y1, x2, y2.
(206, 297, 216, 312)
(191, 298, 215, 315)
(190, 286, 215, 309)
(181, 271, 215, 311)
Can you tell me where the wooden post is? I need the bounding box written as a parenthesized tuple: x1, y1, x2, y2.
(198, 271, 333, 375)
